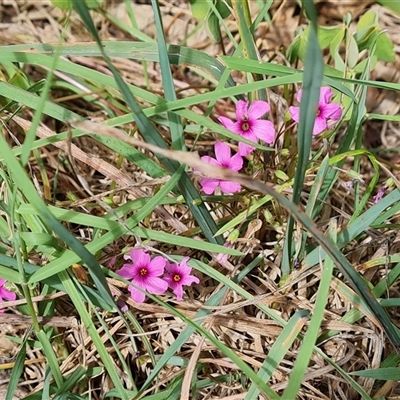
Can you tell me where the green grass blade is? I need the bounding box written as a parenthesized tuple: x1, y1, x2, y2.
(283, 219, 336, 398)
(152, 0, 185, 151)
(282, 4, 323, 276)
(245, 310, 309, 400)
(6, 334, 27, 400)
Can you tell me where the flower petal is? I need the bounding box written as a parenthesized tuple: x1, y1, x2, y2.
(171, 284, 184, 301)
(235, 100, 249, 120)
(289, 106, 300, 123)
(200, 178, 220, 195)
(201, 155, 221, 167)
(148, 256, 167, 276)
(180, 275, 200, 286)
(251, 120, 276, 143)
(248, 100, 270, 120)
(313, 115, 328, 135)
(0, 279, 6, 287)
(129, 287, 146, 303)
(117, 263, 135, 280)
(226, 153, 243, 172)
(238, 142, 255, 156)
(130, 249, 150, 267)
(214, 141, 232, 165)
(320, 103, 342, 121)
(296, 89, 303, 103)
(218, 116, 237, 131)
(319, 86, 334, 104)
(145, 277, 169, 294)
(0, 287, 16, 301)
(220, 180, 241, 194)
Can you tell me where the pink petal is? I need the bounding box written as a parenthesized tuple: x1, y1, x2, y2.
(130, 249, 150, 267)
(319, 86, 334, 104)
(320, 103, 342, 121)
(226, 153, 243, 171)
(214, 141, 232, 165)
(0, 287, 16, 301)
(248, 101, 270, 120)
(218, 116, 237, 131)
(144, 277, 169, 294)
(235, 100, 249, 120)
(313, 115, 328, 135)
(129, 287, 146, 303)
(117, 263, 135, 280)
(289, 106, 300, 123)
(200, 178, 220, 194)
(148, 256, 166, 276)
(201, 155, 221, 167)
(220, 180, 241, 194)
(296, 89, 303, 103)
(171, 284, 184, 301)
(0, 279, 6, 287)
(251, 120, 276, 143)
(180, 275, 200, 286)
(238, 142, 256, 156)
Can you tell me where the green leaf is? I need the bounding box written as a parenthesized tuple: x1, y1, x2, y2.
(375, 32, 395, 62)
(350, 367, 400, 380)
(207, 12, 222, 42)
(189, 0, 210, 19)
(318, 26, 344, 50)
(376, 0, 400, 15)
(50, 0, 101, 9)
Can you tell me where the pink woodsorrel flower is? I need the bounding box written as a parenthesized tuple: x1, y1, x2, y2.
(0, 278, 16, 313)
(218, 100, 276, 156)
(289, 86, 343, 135)
(117, 249, 168, 303)
(164, 257, 200, 301)
(200, 141, 243, 195)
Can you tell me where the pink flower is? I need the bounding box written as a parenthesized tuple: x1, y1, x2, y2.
(117, 249, 168, 303)
(164, 257, 200, 301)
(289, 87, 343, 135)
(218, 100, 276, 156)
(0, 279, 16, 313)
(200, 141, 243, 195)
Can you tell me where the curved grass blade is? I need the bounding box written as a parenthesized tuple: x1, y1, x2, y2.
(245, 310, 309, 400)
(5, 332, 27, 400)
(283, 219, 336, 398)
(151, 0, 185, 151)
(282, 3, 323, 276)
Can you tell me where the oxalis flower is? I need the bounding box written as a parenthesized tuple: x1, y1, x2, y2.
(0, 278, 16, 313)
(289, 86, 343, 135)
(164, 257, 199, 301)
(218, 100, 276, 156)
(117, 249, 168, 303)
(200, 141, 243, 195)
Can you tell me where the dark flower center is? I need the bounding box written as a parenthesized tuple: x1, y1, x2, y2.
(140, 268, 148, 276)
(241, 122, 250, 131)
(241, 115, 250, 131)
(173, 274, 181, 282)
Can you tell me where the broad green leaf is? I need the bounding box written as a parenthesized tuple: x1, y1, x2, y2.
(375, 32, 395, 62)
(189, 0, 210, 19)
(376, 0, 400, 15)
(318, 26, 344, 50)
